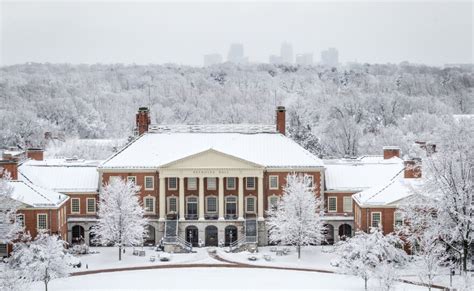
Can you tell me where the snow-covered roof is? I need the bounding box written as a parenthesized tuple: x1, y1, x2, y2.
(324, 156, 404, 191)
(149, 124, 277, 134)
(100, 132, 324, 169)
(8, 180, 69, 208)
(353, 173, 423, 207)
(19, 159, 100, 193)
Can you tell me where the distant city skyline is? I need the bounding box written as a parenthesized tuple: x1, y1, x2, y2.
(1, 1, 472, 66)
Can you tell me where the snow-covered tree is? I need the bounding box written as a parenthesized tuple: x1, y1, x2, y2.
(332, 228, 407, 291)
(9, 232, 71, 291)
(374, 261, 400, 291)
(92, 177, 148, 260)
(0, 171, 22, 243)
(0, 263, 31, 291)
(266, 173, 325, 259)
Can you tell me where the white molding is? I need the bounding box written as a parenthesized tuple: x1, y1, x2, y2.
(269, 175, 279, 190)
(328, 196, 337, 213)
(144, 176, 155, 190)
(86, 198, 96, 214)
(36, 213, 48, 230)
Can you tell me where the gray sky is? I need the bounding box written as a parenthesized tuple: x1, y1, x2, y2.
(1, 1, 472, 66)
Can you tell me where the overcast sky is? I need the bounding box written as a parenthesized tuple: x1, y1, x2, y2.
(1, 1, 472, 66)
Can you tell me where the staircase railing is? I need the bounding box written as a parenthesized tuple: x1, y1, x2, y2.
(176, 236, 192, 252)
(229, 236, 246, 251)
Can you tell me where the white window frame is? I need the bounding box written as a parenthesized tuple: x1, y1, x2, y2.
(37, 213, 48, 230)
(168, 177, 178, 190)
(343, 196, 353, 213)
(225, 195, 238, 216)
(328, 197, 337, 212)
(269, 175, 279, 190)
(71, 198, 80, 214)
(207, 178, 217, 190)
(16, 213, 25, 228)
(186, 196, 198, 216)
(226, 177, 236, 190)
(206, 195, 218, 213)
(245, 196, 256, 213)
(144, 196, 156, 214)
(144, 176, 155, 190)
(394, 211, 403, 227)
(187, 177, 197, 190)
(246, 177, 255, 190)
(371, 212, 382, 228)
(167, 196, 178, 213)
(127, 176, 137, 184)
(306, 175, 314, 187)
(268, 195, 280, 209)
(86, 198, 96, 214)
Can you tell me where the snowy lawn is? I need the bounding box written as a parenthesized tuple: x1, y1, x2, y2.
(217, 245, 338, 271)
(31, 267, 426, 291)
(71, 246, 223, 272)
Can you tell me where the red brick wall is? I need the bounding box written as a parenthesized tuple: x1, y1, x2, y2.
(354, 205, 396, 235)
(66, 194, 98, 216)
(324, 192, 355, 215)
(18, 202, 68, 241)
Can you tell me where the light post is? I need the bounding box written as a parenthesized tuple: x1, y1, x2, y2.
(229, 230, 234, 251)
(188, 229, 193, 251)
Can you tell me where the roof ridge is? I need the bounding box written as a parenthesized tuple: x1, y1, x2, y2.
(20, 180, 55, 204)
(99, 135, 143, 168)
(361, 169, 405, 203)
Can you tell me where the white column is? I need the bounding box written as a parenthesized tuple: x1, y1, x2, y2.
(218, 177, 224, 220)
(238, 176, 244, 220)
(257, 176, 264, 221)
(198, 177, 205, 220)
(159, 177, 166, 221)
(179, 177, 185, 221)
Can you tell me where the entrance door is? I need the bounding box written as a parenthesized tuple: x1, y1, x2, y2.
(72, 225, 85, 244)
(205, 225, 218, 246)
(225, 226, 238, 246)
(185, 226, 199, 247)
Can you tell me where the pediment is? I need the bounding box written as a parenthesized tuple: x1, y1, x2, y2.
(160, 148, 263, 169)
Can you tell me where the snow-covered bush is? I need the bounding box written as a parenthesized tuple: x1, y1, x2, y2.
(266, 173, 325, 259)
(71, 243, 89, 255)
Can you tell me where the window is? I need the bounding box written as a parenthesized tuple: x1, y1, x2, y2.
(187, 197, 198, 217)
(394, 212, 403, 227)
(127, 176, 137, 184)
(87, 198, 96, 213)
(187, 178, 197, 190)
(246, 196, 256, 213)
(306, 175, 314, 187)
(109, 176, 121, 184)
(207, 178, 216, 190)
(145, 176, 154, 190)
(144, 197, 155, 213)
(206, 196, 217, 213)
(343, 197, 353, 213)
(371, 212, 382, 228)
(168, 178, 177, 190)
(37, 214, 48, 230)
(16, 214, 25, 228)
(268, 195, 279, 209)
(168, 197, 177, 213)
(226, 177, 236, 190)
(71, 198, 80, 214)
(328, 197, 337, 212)
(225, 196, 237, 217)
(269, 176, 279, 190)
(246, 177, 255, 189)
(0, 244, 7, 255)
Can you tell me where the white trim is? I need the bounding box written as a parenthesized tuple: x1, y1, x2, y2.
(16, 213, 25, 228)
(168, 177, 178, 190)
(371, 212, 382, 228)
(205, 195, 218, 213)
(86, 198, 96, 214)
(245, 195, 256, 213)
(343, 196, 353, 213)
(187, 177, 197, 190)
(226, 177, 236, 190)
(37, 213, 48, 230)
(267, 194, 280, 209)
(186, 195, 198, 216)
(394, 211, 403, 227)
(269, 175, 279, 190)
(127, 176, 137, 184)
(167, 196, 178, 213)
(225, 195, 238, 216)
(144, 196, 156, 214)
(328, 196, 337, 213)
(71, 198, 80, 214)
(246, 177, 255, 190)
(144, 176, 155, 190)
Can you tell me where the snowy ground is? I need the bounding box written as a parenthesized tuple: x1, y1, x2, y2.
(31, 267, 426, 291)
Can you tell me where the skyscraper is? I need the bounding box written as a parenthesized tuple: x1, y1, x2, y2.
(280, 42, 293, 64)
(321, 48, 339, 67)
(295, 53, 313, 65)
(227, 43, 246, 64)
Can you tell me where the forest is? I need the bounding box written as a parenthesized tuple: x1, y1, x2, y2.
(0, 62, 472, 159)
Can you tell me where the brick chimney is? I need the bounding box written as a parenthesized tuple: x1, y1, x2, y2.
(26, 148, 44, 161)
(276, 106, 286, 135)
(383, 146, 400, 159)
(0, 160, 18, 180)
(404, 159, 422, 178)
(136, 107, 151, 136)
